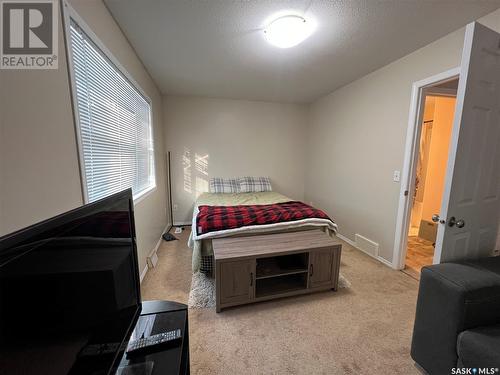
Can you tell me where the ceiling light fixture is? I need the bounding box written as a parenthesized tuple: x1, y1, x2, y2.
(263, 14, 315, 49)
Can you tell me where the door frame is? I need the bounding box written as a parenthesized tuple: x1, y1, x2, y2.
(392, 67, 461, 270)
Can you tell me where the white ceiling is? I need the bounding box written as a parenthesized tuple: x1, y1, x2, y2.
(104, 0, 500, 103)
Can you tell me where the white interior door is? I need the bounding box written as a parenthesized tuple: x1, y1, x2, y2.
(434, 22, 500, 263)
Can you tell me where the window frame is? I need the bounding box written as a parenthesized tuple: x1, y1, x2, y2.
(62, 1, 156, 205)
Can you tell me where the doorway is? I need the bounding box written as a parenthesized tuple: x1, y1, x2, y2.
(403, 84, 458, 279)
(394, 23, 500, 275)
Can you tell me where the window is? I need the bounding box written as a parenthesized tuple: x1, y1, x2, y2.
(68, 19, 155, 203)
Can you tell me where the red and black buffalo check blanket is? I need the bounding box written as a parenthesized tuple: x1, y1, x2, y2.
(196, 201, 333, 236)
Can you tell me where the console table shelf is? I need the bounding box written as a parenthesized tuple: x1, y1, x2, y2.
(256, 273, 308, 298)
(256, 268, 309, 280)
(255, 253, 309, 279)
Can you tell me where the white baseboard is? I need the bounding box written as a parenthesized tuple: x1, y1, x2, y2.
(336, 233, 395, 269)
(173, 221, 192, 226)
(140, 223, 170, 284)
(336, 233, 356, 247)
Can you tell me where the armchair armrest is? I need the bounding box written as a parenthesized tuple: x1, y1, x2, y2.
(411, 259, 500, 375)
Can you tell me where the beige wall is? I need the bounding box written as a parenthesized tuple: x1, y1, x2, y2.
(163, 96, 308, 224)
(305, 9, 500, 264)
(0, 5, 83, 236)
(0, 0, 169, 273)
(421, 96, 455, 223)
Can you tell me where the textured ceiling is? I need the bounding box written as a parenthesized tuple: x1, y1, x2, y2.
(104, 0, 500, 103)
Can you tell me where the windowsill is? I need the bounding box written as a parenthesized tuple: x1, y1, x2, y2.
(133, 185, 157, 205)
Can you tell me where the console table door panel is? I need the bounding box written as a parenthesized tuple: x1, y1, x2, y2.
(219, 260, 255, 304)
(309, 249, 334, 288)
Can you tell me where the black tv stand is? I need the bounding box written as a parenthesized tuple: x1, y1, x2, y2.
(117, 300, 189, 375)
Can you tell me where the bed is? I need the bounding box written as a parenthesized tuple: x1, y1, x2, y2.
(188, 191, 338, 273)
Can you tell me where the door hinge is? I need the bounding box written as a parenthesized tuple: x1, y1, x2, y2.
(404, 190, 409, 196)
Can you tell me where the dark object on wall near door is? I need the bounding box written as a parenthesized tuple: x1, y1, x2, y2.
(411, 256, 500, 374)
(418, 219, 437, 242)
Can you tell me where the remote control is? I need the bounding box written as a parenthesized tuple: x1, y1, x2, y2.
(126, 329, 182, 357)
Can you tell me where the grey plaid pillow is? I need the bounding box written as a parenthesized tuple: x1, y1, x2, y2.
(209, 177, 240, 193)
(239, 177, 272, 193)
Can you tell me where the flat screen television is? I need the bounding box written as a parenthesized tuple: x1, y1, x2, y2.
(0, 189, 141, 375)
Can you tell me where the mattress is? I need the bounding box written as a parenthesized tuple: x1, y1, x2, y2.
(188, 192, 337, 272)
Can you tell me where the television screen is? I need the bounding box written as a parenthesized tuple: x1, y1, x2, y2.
(0, 189, 141, 375)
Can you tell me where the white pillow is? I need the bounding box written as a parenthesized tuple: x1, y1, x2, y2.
(209, 177, 240, 193)
(239, 177, 272, 193)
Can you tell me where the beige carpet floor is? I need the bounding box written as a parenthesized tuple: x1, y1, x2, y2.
(141, 228, 420, 375)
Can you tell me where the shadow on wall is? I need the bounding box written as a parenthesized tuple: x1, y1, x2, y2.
(183, 147, 209, 198)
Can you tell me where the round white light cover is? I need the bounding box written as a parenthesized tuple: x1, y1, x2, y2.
(264, 15, 315, 48)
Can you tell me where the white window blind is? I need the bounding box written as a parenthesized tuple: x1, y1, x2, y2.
(68, 19, 155, 203)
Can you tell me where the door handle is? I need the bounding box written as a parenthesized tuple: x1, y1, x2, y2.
(448, 217, 465, 228)
(432, 214, 446, 224)
(250, 272, 253, 287)
(309, 264, 314, 277)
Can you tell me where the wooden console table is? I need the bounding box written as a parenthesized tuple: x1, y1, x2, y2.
(213, 230, 342, 312)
